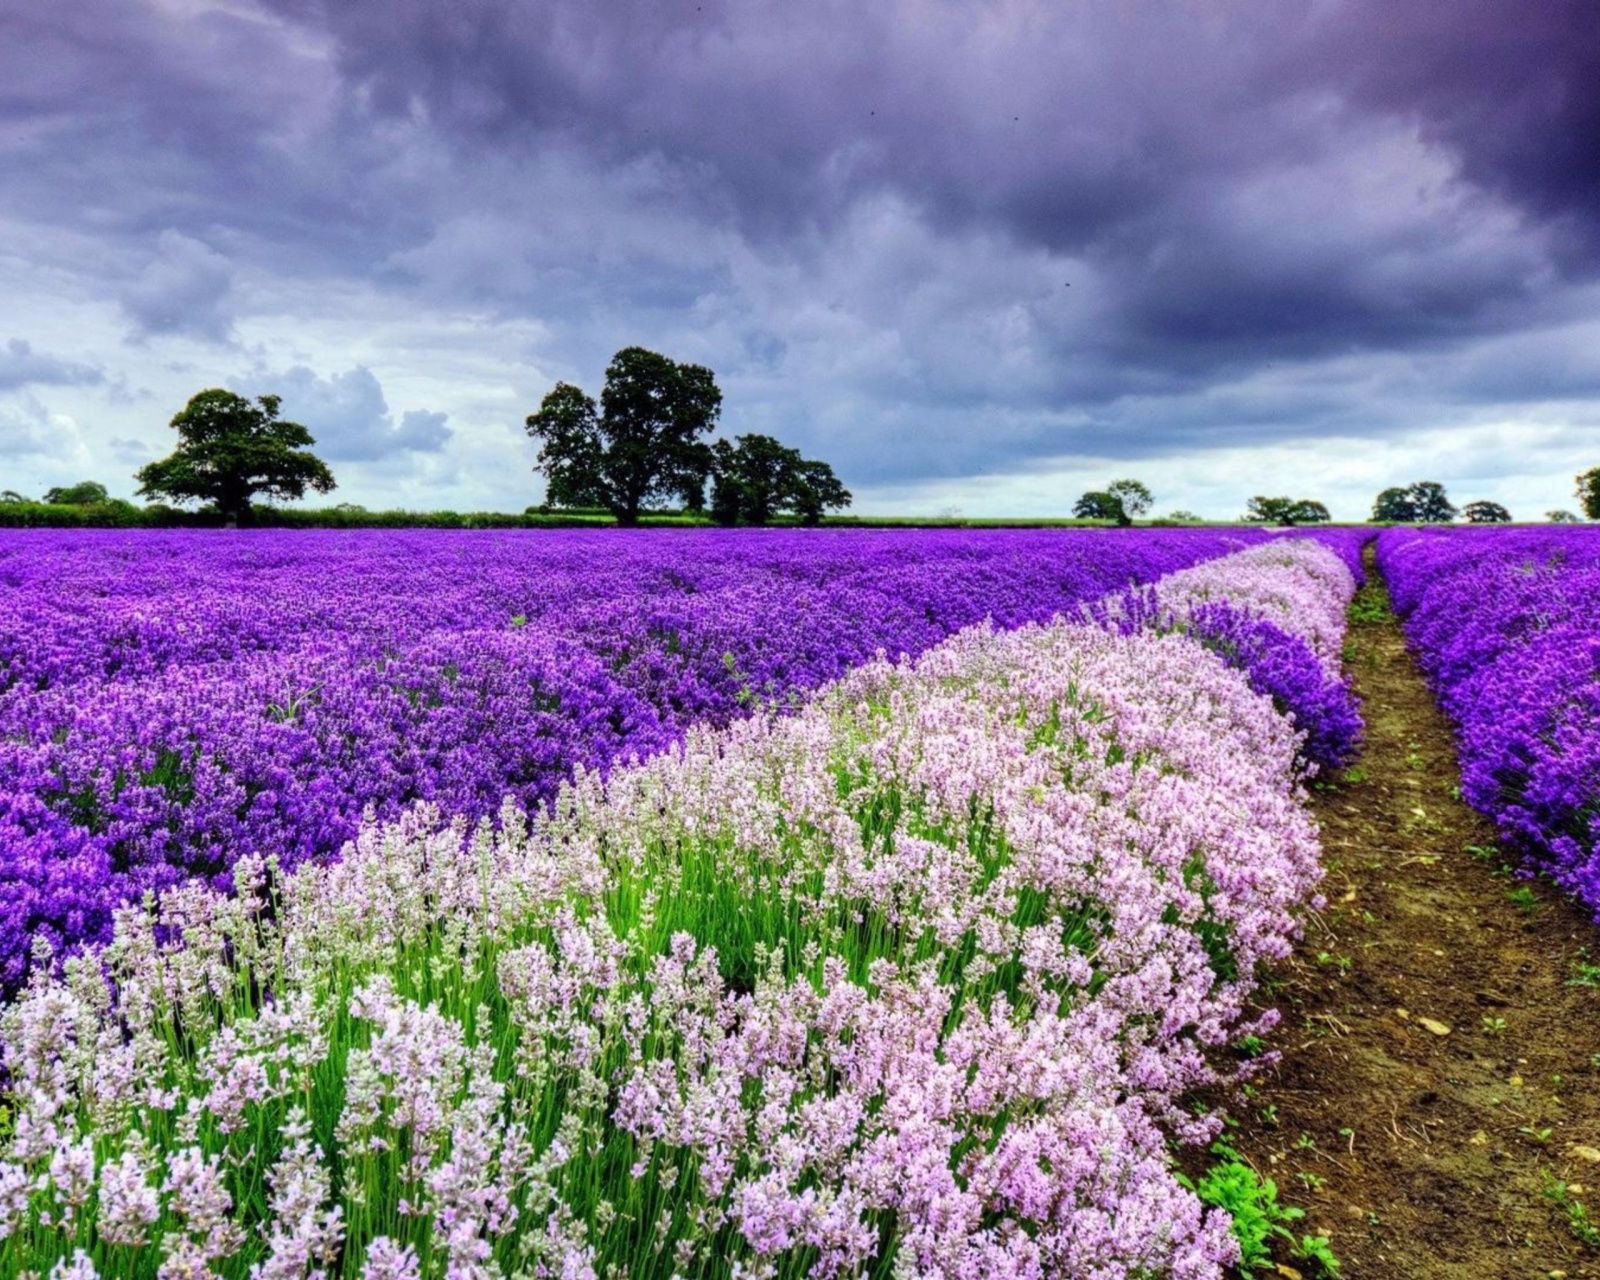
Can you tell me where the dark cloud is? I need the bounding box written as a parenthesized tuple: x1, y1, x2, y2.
(0, 339, 102, 391)
(119, 231, 236, 342)
(235, 365, 452, 461)
(2, 0, 1598, 503)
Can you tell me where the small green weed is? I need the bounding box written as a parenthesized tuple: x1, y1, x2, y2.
(1182, 1146, 1340, 1275)
(1481, 1016, 1507, 1036)
(1545, 1175, 1600, 1249)
(1507, 885, 1539, 913)
(1568, 952, 1600, 989)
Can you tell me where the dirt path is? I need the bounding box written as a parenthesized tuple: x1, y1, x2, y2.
(1228, 551, 1600, 1279)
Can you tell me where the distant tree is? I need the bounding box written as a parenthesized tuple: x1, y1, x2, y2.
(1549, 509, 1582, 524)
(1106, 479, 1153, 523)
(1165, 509, 1203, 524)
(1576, 466, 1600, 520)
(0, 490, 26, 504)
(525, 347, 721, 527)
(1074, 479, 1152, 527)
(1244, 496, 1331, 526)
(1072, 491, 1124, 523)
(789, 458, 852, 526)
(135, 390, 336, 525)
(1371, 486, 1417, 522)
(708, 433, 851, 526)
(1371, 481, 1455, 524)
(43, 481, 110, 506)
(1410, 481, 1457, 524)
(1462, 500, 1512, 524)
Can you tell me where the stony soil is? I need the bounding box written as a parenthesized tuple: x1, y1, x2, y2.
(1226, 552, 1600, 1279)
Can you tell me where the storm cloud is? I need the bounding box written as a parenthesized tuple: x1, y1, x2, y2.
(2, 0, 1598, 514)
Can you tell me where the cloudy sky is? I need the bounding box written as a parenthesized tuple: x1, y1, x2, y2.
(3, 0, 1598, 519)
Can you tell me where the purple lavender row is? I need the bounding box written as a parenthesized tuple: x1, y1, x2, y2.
(0, 538, 1359, 1278)
(1379, 527, 1600, 910)
(1, 527, 1300, 989)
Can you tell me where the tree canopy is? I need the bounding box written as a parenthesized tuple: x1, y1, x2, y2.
(1461, 500, 1512, 524)
(525, 347, 721, 526)
(1371, 480, 1456, 524)
(1073, 479, 1152, 527)
(707, 434, 852, 526)
(135, 390, 336, 525)
(1577, 467, 1600, 521)
(1549, 509, 1582, 524)
(43, 481, 110, 506)
(1243, 496, 1330, 526)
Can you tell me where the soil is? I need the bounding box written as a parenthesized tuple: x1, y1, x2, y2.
(1223, 549, 1600, 1279)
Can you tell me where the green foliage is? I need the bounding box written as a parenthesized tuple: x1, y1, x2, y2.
(1577, 467, 1600, 521)
(708, 433, 852, 526)
(1547, 1175, 1600, 1249)
(1462, 499, 1512, 524)
(1549, 508, 1583, 524)
(1072, 490, 1123, 523)
(1244, 496, 1331, 526)
(1107, 478, 1153, 520)
(1183, 1147, 1340, 1275)
(41, 480, 110, 506)
(1072, 480, 1153, 526)
(525, 347, 722, 526)
(135, 389, 336, 524)
(1371, 480, 1456, 524)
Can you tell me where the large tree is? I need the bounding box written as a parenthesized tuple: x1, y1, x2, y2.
(1243, 496, 1330, 526)
(135, 390, 335, 525)
(1073, 479, 1152, 527)
(1576, 466, 1600, 520)
(708, 434, 852, 526)
(43, 481, 110, 506)
(525, 347, 721, 526)
(1371, 481, 1456, 524)
(1462, 499, 1512, 524)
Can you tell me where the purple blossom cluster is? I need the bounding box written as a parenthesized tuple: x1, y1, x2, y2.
(0, 538, 1357, 1280)
(1087, 538, 1364, 771)
(0, 527, 1288, 989)
(1380, 527, 1600, 909)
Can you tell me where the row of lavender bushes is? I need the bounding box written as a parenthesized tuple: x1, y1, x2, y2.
(0, 527, 1361, 990)
(1380, 526, 1600, 909)
(0, 537, 1359, 1280)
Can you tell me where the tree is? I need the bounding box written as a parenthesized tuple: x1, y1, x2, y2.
(1410, 481, 1457, 524)
(1106, 479, 1153, 523)
(1072, 491, 1124, 523)
(1549, 509, 1582, 524)
(1371, 481, 1456, 524)
(789, 459, 852, 526)
(525, 347, 721, 527)
(1371, 486, 1416, 522)
(1462, 500, 1512, 524)
(1244, 496, 1330, 526)
(1074, 479, 1152, 527)
(135, 389, 336, 525)
(0, 490, 27, 504)
(43, 481, 110, 506)
(707, 434, 852, 526)
(1576, 467, 1600, 521)
(1165, 510, 1202, 524)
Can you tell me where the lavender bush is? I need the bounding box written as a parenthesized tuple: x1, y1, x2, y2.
(0, 539, 1356, 1280)
(1380, 527, 1600, 910)
(1087, 538, 1363, 771)
(2, 527, 1302, 988)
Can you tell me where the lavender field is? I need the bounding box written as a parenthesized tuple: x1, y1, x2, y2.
(1381, 526, 1600, 913)
(0, 526, 1363, 990)
(0, 530, 1371, 1279)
